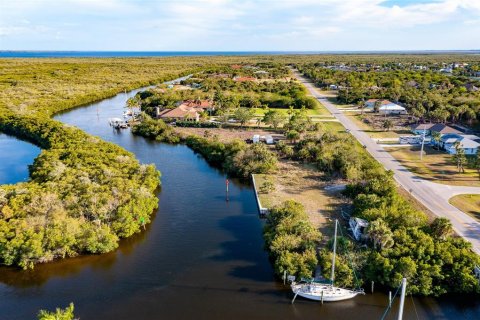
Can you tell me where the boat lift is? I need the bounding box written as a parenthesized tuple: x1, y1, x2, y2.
(108, 117, 128, 129)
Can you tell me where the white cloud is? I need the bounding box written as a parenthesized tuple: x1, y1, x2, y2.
(0, 0, 478, 50)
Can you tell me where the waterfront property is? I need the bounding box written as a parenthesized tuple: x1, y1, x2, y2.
(156, 99, 213, 122)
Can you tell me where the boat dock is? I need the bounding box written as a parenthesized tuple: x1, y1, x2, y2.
(251, 174, 269, 216)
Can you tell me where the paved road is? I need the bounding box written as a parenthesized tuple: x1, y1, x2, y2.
(295, 71, 480, 255)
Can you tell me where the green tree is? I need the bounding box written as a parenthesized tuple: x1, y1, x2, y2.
(453, 141, 466, 173)
(358, 99, 366, 115)
(286, 130, 300, 143)
(431, 131, 441, 149)
(263, 109, 286, 129)
(37, 303, 75, 320)
(234, 107, 255, 128)
(382, 119, 393, 131)
(366, 219, 394, 251)
(430, 217, 453, 240)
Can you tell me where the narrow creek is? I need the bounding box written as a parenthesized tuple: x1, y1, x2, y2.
(0, 86, 478, 319)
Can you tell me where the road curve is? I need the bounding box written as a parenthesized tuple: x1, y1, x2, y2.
(294, 71, 480, 255)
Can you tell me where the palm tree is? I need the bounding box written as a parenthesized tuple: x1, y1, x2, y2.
(431, 131, 441, 149)
(383, 119, 393, 131)
(430, 217, 453, 240)
(366, 219, 394, 251)
(453, 141, 466, 173)
(358, 99, 366, 115)
(465, 108, 477, 126)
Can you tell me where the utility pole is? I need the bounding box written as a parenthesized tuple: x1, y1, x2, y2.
(397, 278, 407, 320)
(420, 124, 427, 160)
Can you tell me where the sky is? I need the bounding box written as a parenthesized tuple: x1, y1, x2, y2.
(0, 0, 479, 51)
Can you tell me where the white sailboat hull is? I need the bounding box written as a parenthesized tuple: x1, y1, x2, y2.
(291, 283, 363, 302)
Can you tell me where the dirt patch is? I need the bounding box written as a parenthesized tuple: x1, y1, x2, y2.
(347, 113, 412, 139)
(173, 127, 284, 143)
(254, 160, 351, 238)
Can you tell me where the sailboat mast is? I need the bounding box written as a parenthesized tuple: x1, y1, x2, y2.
(330, 219, 338, 285)
(397, 278, 407, 320)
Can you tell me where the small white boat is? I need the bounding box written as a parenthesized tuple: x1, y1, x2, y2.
(291, 219, 365, 302)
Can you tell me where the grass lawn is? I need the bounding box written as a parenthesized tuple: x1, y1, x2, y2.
(449, 194, 480, 222)
(320, 121, 346, 134)
(388, 145, 480, 187)
(252, 106, 331, 117)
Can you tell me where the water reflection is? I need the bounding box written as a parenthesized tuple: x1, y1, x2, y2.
(0, 85, 478, 319)
(0, 133, 41, 185)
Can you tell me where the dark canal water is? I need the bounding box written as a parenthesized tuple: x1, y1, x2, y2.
(0, 133, 40, 185)
(0, 87, 479, 319)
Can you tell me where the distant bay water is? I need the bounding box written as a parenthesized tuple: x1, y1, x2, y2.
(1, 50, 479, 58)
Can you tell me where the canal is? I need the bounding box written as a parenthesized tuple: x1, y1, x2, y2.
(0, 133, 40, 185)
(0, 87, 478, 319)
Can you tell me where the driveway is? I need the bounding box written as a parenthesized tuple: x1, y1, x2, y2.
(294, 71, 480, 255)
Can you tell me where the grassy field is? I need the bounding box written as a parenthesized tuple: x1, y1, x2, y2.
(449, 194, 480, 222)
(252, 106, 331, 117)
(388, 145, 480, 186)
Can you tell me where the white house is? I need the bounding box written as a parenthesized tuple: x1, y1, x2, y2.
(378, 104, 407, 115)
(365, 99, 407, 115)
(435, 133, 480, 155)
(445, 138, 480, 155)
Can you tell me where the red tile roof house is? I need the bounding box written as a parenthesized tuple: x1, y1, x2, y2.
(156, 100, 213, 122)
(233, 76, 256, 82)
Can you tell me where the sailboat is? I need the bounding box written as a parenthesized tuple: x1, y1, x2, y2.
(290, 219, 365, 302)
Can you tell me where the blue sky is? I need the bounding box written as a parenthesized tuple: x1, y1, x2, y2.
(0, 0, 479, 51)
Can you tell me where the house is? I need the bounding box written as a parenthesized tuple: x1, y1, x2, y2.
(446, 138, 480, 155)
(435, 133, 480, 155)
(365, 99, 406, 115)
(429, 124, 461, 136)
(177, 99, 213, 110)
(411, 123, 435, 135)
(156, 99, 212, 122)
(209, 73, 231, 79)
(365, 99, 407, 115)
(365, 99, 390, 108)
(378, 104, 407, 115)
(231, 64, 242, 69)
(233, 76, 256, 82)
(349, 217, 369, 241)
